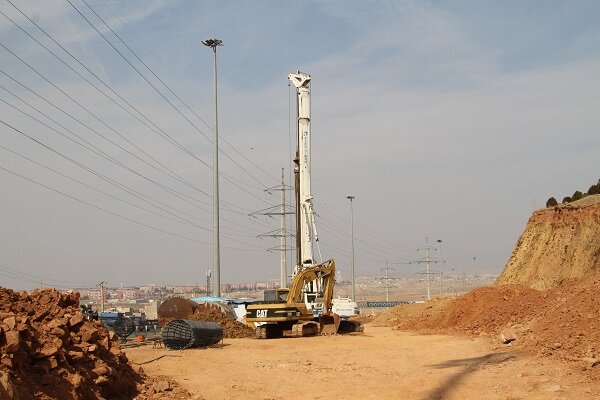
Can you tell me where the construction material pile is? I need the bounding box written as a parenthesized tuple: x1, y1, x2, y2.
(373, 273, 600, 375)
(0, 287, 191, 399)
(191, 303, 254, 338)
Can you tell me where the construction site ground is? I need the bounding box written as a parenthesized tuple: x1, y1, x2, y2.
(125, 325, 600, 400)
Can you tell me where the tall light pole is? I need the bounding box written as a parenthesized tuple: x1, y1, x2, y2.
(346, 195, 356, 301)
(436, 239, 443, 296)
(202, 38, 223, 297)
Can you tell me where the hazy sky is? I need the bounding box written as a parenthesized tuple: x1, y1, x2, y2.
(1, 0, 599, 291)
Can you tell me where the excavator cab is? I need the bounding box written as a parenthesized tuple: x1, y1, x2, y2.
(263, 289, 289, 303)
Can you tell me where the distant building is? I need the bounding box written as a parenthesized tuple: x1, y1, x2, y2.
(117, 288, 141, 300)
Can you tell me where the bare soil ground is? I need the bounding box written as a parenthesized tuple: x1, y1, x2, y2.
(125, 326, 600, 400)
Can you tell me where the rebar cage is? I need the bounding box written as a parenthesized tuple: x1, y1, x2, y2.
(162, 320, 223, 349)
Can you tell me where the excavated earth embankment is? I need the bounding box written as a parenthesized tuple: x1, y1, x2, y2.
(373, 274, 600, 374)
(373, 195, 600, 378)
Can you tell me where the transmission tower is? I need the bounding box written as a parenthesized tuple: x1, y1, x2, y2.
(380, 261, 395, 302)
(410, 238, 439, 300)
(250, 168, 294, 288)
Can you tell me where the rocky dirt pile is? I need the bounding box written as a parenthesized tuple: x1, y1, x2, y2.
(0, 287, 192, 400)
(373, 273, 600, 375)
(133, 373, 195, 400)
(191, 303, 254, 338)
(497, 195, 600, 290)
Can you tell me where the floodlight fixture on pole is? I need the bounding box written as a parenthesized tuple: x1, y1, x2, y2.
(203, 37, 222, 297)
(346, 195, 356, 301)
(201, 38, 223, 49)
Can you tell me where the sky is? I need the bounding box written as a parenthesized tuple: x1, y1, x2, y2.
(1, 0, 599, 291)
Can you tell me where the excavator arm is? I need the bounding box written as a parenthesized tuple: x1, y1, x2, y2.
(286, 259, 340, 335)
(287, 259, 335, 310)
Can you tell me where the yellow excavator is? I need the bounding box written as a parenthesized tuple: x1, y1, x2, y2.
(246, 72, 362, 339)
(246, 259, 341, 338)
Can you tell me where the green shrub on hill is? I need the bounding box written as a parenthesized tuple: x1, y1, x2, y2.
(547, 179, 598, 207)
(545, 197, 558, 207)
(588, 180, 600, 195)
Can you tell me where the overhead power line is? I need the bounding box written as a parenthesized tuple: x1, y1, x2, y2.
(0, 144, 208, 231)
(0, 91, 275, 237)
(0, 94, 214, 224)
(0, 68, 265, 220)
(66, 0, 274, 197)
(84, 0, 280, 186)
(0, 263, 95, 288)
(0, 6, 210, 192)
(0, 120, 268, 249)
(1, 5, 272, 207)
(0, 80, 214, 216)
(0, 163, 207, 244)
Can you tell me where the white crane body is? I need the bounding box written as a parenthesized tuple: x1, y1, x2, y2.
(289, 71, 320, 275)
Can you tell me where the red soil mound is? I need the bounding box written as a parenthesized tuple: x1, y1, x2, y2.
(0, 288, 139, 399)
(373, 273, 600, 375)
(0, 288, 192, 400)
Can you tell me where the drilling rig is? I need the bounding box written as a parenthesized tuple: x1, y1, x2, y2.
(246, 72, 361, 338)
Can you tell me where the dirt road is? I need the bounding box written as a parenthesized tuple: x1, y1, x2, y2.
(125, 326, 599, 400)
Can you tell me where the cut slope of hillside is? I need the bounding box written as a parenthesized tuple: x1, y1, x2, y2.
(497, 194, 600, 290)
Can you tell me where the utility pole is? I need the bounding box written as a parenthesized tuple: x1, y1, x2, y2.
(205, 270, 212, 296)
(346, 195, 356, 301)
(381, 261, 395, 302)
(250, 168, 294, 287)
(202, 38, 223, 297)
(98, 281, 106, 312)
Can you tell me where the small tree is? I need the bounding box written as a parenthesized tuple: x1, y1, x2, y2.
(588, 182, 600, 195)
(572, 190, 584, 201)
(562, 196, 572, 204)
(546, 197, 558, 207)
